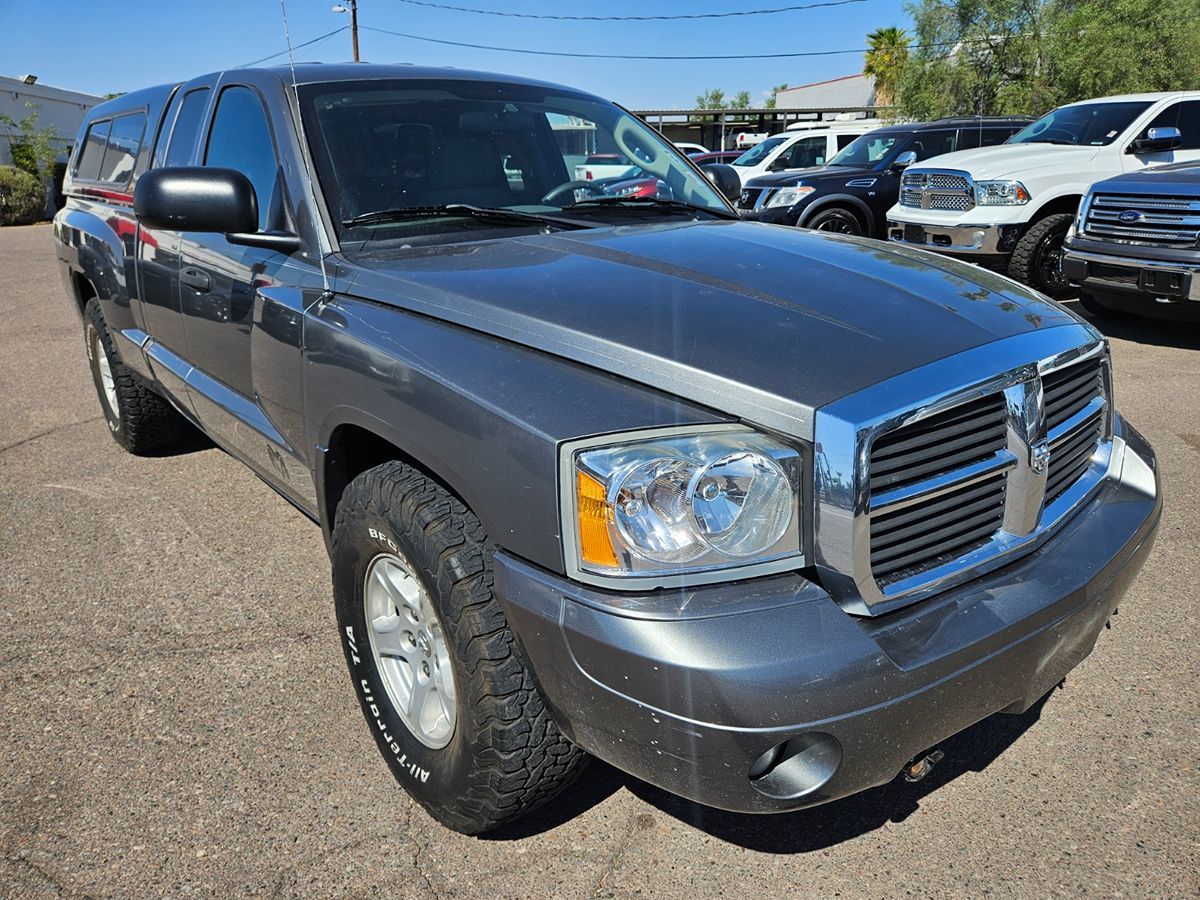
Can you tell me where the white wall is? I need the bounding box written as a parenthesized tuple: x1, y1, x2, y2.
(0, 76, 103, 166)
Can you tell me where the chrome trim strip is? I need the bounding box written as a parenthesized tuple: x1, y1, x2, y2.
(870, 450, 1016, 513)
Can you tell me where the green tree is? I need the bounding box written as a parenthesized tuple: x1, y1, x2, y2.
(863, 26, 911, 108)
(731, 90, 752, 109)
(0, 102, 64, 186)
(694, 88, 727, 109)
(764, 83, 789, 109)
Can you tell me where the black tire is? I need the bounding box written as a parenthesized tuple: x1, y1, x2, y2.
(805, 206, 863, 236)
(331, 460, 588, 834)
(1007, 213, 1075, 299)
(1078, 291, 1137, 320)
(84, 298, 195, 455)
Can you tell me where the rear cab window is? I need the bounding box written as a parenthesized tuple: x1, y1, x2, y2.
(72, 110, 150, 189)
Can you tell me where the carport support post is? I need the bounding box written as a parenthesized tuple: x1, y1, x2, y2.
(720, 112, 726, 151)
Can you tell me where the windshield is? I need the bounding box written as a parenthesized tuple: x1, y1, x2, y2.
(731, 136, 786, 167)
(298, 79, 730, 243)
(828, 132, 902, 166)
(1008, 101, 1152, 147)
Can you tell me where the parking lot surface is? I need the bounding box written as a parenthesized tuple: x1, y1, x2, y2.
(1, 222, 1197, 897)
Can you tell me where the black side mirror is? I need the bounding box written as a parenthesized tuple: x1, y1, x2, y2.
(134, 167, 299, 252)
(768, 156, 790, 171)
(889, 150, 918, 172)
(1130, 126, 1182, 154)
(702, 163, 741, 202)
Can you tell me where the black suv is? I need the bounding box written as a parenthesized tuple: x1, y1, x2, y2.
(738, 117, 1031, 236)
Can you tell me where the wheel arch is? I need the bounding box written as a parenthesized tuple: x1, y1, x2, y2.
(797, 194, 876, 235)
(316, 411, 490, 556)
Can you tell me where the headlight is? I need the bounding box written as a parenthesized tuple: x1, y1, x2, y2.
(975, 180, 1031, 206)
(563, 426, 804, 586)
(765, 185, 815, 208)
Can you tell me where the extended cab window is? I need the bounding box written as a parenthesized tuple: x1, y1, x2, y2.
(161, 88, 210, 168)
(204, 86, 279, 231)
(75, 119, 111, 180)
(1144, 101, 1200, 150)
(96, 112, 147, 185)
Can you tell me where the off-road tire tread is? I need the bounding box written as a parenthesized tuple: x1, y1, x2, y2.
(1007, 213, 1074, 299)
(334, 460, 588, 834)
(84, 299, 193, 454)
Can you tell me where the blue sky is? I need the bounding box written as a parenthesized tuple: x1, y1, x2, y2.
(2, 0, 910, 108)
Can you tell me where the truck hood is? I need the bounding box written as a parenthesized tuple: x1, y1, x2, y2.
(911, 143, 1102, 180)
(341, 220, 1082, 439)
(1090, 159, 1200, 195)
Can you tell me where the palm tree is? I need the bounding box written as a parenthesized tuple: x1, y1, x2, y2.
(864, 26, 911, 108)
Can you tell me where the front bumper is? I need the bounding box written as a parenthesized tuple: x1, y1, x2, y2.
(1062, 239, 1200, 306)
(886, 218, 1023, 261)
(495, 420, 1160, 814)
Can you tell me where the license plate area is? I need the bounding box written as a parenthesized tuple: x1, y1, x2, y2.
(904, 224, 925, 244)
(1139, 267, 1189, 298)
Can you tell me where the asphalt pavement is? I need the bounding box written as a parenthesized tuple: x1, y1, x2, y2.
(1, 223, 1196, 898)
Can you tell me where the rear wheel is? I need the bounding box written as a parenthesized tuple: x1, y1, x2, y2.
(1007, 213, 1075, 299)
(84, 299, 195, 454)
(331, 460, 588, 834)
(805, 207, 863, 236)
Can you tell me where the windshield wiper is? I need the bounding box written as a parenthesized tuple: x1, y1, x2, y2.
(343, 204, 588, 231)
(563, 197, 738, 219)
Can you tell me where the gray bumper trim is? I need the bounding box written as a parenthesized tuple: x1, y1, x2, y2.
(887, 221, 1008, 255)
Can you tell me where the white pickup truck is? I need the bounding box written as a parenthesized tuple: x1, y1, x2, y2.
(885, 92, 1200, 297)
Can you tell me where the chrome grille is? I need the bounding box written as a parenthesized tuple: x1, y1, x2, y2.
(899, 169, 976, 211)
(1084, 193, 1200, 246)
(868, 392, 1008, 582)
(1042, 357, 1105, 503)
(819, 340, 1115, 612)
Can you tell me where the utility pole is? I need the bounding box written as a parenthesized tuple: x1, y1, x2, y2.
(333, 2, 360, 62)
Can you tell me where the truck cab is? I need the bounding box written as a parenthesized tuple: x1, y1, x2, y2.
(885, 92, 1200, 297)
(727, 121, 873, 188)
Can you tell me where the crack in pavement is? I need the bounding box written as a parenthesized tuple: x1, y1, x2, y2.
(0, 416, 103, 456)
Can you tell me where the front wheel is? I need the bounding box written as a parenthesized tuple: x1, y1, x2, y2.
(805, 207, 863, 236)
(1007, 213, 1075, 299)
(331, 461, 588, 834)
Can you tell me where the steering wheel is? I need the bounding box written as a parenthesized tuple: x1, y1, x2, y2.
(541, 180, 608, 205)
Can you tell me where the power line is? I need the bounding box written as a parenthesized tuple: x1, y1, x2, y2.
(239, 25, 349, 68)
(388, 0, 869, 21)
(361, 25, 1008, 60)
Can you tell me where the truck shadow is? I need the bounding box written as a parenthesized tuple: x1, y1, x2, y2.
(1065, 301, 1200, 350)
(486, 694, 1051, 851)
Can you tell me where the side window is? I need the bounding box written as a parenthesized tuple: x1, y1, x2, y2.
(784, 136, 826, 168)
(204, 86, 279, 230)
(909, 129, 958, 162)
(162, 88, 211, 168)
(97, 112, 147, 185)
(1145, 101, 1200, 150)
(836, 133, 857, 151)
(75, 119, 111, 180)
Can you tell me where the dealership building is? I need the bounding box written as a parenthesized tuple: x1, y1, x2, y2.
(0, 74, 102, 166)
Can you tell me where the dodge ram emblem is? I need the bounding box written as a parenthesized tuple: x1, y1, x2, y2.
(1031, 440, 1051, 475)
(1118, 210, 1144, 223)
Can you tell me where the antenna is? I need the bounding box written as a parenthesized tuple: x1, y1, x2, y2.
(279, 0, 332, 297)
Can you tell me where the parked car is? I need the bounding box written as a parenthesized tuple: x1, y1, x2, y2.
(886, 92, 1200, 297)
(738, 117, 1031, 235)
(727, 122, 872, 188)
(674, 141, 709, 155)
(1062, 160, 1200, 319)
(54, 64, 1160, 836)
(574, 152, 638, 181)
(689, 150, 742, 166)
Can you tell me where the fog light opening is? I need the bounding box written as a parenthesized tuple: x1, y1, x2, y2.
(748, 732, 841, 800)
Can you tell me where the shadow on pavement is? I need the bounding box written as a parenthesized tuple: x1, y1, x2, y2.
(1064, 300, 1200, 351)
(487, 693, 1051, 852)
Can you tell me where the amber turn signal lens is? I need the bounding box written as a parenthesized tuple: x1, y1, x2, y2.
(576, 469, 618, 568)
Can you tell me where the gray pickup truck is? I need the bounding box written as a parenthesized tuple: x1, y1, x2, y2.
(53, 64, 1161, 835)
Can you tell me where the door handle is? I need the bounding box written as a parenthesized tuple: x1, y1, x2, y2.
(180, 267, 211, 292)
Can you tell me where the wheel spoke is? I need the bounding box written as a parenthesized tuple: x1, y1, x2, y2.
(408, 672, 432, 720)
(370, 613, 413, 661)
